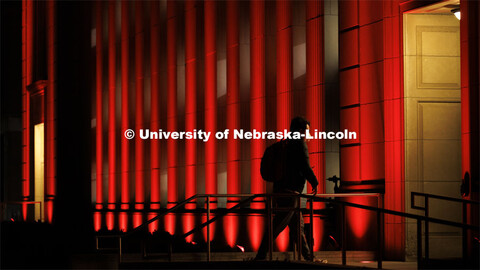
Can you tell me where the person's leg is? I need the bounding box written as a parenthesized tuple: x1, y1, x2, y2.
(255, 197, 296, 259)
(288, 199, 312, 260)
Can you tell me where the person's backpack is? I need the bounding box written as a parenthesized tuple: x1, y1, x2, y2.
(260, 139, 287, 182)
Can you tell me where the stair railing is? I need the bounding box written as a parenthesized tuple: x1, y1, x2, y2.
(411, 192, 480, 264)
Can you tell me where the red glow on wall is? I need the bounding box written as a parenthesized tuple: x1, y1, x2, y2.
(248, 215, 264, 251)
(276, 0, 292, 132)
(226, 0, 240, 246)
(94, 212, 101, 232)
(150, 0, 161, 233)
(22, 0, 33, 221)
(204, 0, 217, 199)
(305, 0, 325, 250)
(133, 212, 142, 229)
(183, 213, 195, 243)
(119, 0, 130, 232)
(275, 227, 289, 252)
(167, 0, 178, 213)
(313, 217, 324, 251)
(148, 213, 159, 233)
(120, 212, 128, 232)
(202, 213, 216, 242)
(165, 212, 176, 235)
(107, 0, 116, 230)
(94, 0, 103, 230)
(224, 214, 239, 248)
(106, 212, 114, 231)
(250, 0, 266, 199)
(345, 197, 373, 241)
(44, 201, 53, 223)
(134, 0, 145, 228)
(185, 0, 197, 210)
(45, 0, 56, 224)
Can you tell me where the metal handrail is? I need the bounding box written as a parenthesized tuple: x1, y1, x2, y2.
(96, 192, 479, 269)
(411, 191, 479, 264)
(1, 201, 43, 222)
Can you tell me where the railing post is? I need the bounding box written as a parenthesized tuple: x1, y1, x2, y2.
(168, 240, 172, 262)
(341, 204, 346, 265)
(417, 219, 422, 269)
(267, 195, 273, 261)
(309, 197, 314, 262)
(377, 210, 383, 269)
(142, 239, 147, 258)
(462, 201, 467, 264)
(424, 195, 429, 263)
(207, 195, 211, 262)
(119, 236, 122, 263)
(40, 201, 43, 222)
(297, 195, 302, 261)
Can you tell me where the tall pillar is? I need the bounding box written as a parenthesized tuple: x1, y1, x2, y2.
(150, 0, 161, 233)
(22, 0, 34, 221)
(94, 0, 103, 231)
(460, 0, 480, 263)
(204, 0, 217, 201)
(166, 0, 178, 235)
(204, 0, 217, 242)
(107, 0, 116, 230)
(305, 0, 325, 251)
(134, 0, 145, 228)
(276, 0, 292, 132)
(339, 0, 384, 251)
(225, 0, 240, 248)
(120, 0, 130, 232)
(249, 0, 266, 251)
(383, 0, 404, 260)
(184, 0, 197, 242)
(45, 0, 57, 224)
(184, 0, 197, 206)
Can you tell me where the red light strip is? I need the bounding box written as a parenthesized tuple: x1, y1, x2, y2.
(150, 0, 161, 233)
(306, 0, 325, 250)
(120, 0, 130, 232)
(107, 0, 116, 230)
(185, 0, 197, 210)
(204, 0, 217, 199)
(46, 0, 56, 224)
(249, 0, 266, 250)
(250, 0, 266, 201)
(134, 1, 145, 228)
(166, 0, 178, 234)
(22, 0, 33, 220)
(226, 0, 240, 198)
(94, 1, 103, 231)
(276, 0, 292, 132)
(225, 0, 240, 247)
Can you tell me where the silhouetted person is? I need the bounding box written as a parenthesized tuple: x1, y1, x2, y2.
(255, 116, 321, 261)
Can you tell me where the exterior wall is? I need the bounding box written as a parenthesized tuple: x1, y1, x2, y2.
(91, 0, 327, 252)
(339, 0, 405, 259)
(8, 0, 476, 261)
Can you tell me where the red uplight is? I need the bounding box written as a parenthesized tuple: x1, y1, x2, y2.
(236, 245, 245, 252)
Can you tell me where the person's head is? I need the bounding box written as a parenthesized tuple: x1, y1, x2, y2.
(290, 116, 310, 141)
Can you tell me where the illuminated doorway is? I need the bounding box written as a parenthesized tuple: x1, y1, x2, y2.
(28, 80, 47, 222)
(34, 123, 44, 222)
(403, 1, 462, 259)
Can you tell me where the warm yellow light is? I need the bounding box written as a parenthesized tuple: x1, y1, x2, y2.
(452, 8, 461, 20)
(454, 11, 460, 20)
(34, 123, 44, 222)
